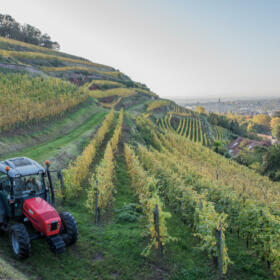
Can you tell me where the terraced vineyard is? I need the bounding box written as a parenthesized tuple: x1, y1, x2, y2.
(155, 110, 235, 146)
(134, 121, 280, 278)
(146, 99, 171, 112)
(0, 35, 277, 280)
(150, 131, 280, 276)
(0, 73, 90, 131)
(156, 114, 209, 145)
(170, 103, 192, 114)
(0, 37, 158, 131)
(213, 125, 232, 141)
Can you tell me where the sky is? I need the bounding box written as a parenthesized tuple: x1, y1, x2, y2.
(1, 0, 280, 99)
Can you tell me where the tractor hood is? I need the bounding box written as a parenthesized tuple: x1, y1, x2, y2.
(23, 197, 61, 236)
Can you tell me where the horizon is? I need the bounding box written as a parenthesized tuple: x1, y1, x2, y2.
(2, 0, 280, 99)
(168, 94, 280, 101)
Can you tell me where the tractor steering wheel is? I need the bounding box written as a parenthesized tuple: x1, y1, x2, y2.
(24, 179, 35, 191)
(25, 178, 40, 193)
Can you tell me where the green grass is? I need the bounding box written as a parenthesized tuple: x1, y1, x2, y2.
(126, 98, 153, 113)
(165, 213, 215, 280)
(225, 233, 272, 280)
(0, 98, 100, 146)
(0, 257, 30, 280)
(1, 111, 107, 164)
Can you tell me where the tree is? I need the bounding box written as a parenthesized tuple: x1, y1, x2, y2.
(229, 119, 239, 133)
(272, 111, 280, 118)
(252, 114, 271, 127)
(196, 106, 206, 114)
(272, 125, 280, 139)
(262, 144, 280, 181)
(0, 13, 60, 50)
(208, 112, 219, 125)
(247, 122, 259, 133)
(270, 118, 280, 139)
(0, 14, 21, 39)
(271, 117, 280, 129)
(40, 33, 59, 49)
(51, 41, 60, 50)
(22, 24, 41, 45)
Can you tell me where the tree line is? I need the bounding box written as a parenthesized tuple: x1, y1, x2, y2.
(0, 14, 60, 50)
(200, 108, 280, 140)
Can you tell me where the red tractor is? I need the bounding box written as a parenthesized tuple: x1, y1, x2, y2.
(0, 157, 78, 258)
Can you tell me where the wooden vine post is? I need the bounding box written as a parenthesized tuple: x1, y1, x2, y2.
(95, 181, 100, 225)
(216, 222, 223, 280)
(153, 204, 163, 255)
(57, 170, 65, 204)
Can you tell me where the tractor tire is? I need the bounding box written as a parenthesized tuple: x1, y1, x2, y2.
(10, 224, 31, 259)
(59, 212, 78, 246)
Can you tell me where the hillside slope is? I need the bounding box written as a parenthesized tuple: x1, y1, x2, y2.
(0, 36, 277, 280)
(0, 257, 30, 280)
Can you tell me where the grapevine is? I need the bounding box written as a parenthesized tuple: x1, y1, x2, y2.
(124, 144, 172, 256)
(63, 109, 115, 199)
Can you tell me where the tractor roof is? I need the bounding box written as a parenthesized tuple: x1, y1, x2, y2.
(0, 157, 45, 178)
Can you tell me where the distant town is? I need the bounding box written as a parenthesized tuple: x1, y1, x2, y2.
(173, 97, 280, 116)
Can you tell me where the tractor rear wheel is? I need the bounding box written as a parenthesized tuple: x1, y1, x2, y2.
(59, 212, 78, 246)
(10, 224, 31, 259)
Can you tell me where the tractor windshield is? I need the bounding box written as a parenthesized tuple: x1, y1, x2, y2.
(13, 173, 45, 197)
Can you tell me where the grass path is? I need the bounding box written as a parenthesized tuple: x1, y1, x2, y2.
(126, 98, 152, 113)
(1, 111, 107, 163)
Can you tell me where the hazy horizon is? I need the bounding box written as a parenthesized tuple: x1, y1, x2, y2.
(168, 94, 280, 101)
(2, 0, 280, 99)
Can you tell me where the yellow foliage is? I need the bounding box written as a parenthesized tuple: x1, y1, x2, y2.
(0, 49, 111, 69)
(167, 112, 192, 117)
(153, 130, 280, 275)
(124, 144, 172, 255)
(195, 106, 206, 114)
(110, 109, 124, 153)
(88, 85, 157, 100)
(0, 36, 94, 62)
(271, 117, 280, 129)
(100, 97, 122, 109)
(88, 80, 124, 88)
(0, 73, 88, 131)
(137, 143, 230, 272)
(63, 109, 115, 199)
(90, 88, 138, 99)
(146, 100, 170, 112)
(40, 66, 120, 79)
(86, 143, 115, 211)
(252, 114, 271, 127)
(86, 110, 123, 212)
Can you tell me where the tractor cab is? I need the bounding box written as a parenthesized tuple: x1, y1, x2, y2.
(0, 157, 52, 220)
(0, 157, 78, 259)
(13, 174, 44, 197)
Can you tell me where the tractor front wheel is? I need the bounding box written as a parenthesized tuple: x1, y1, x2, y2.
(59, 212, 78, 246)
(10, 224, 31, 259)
